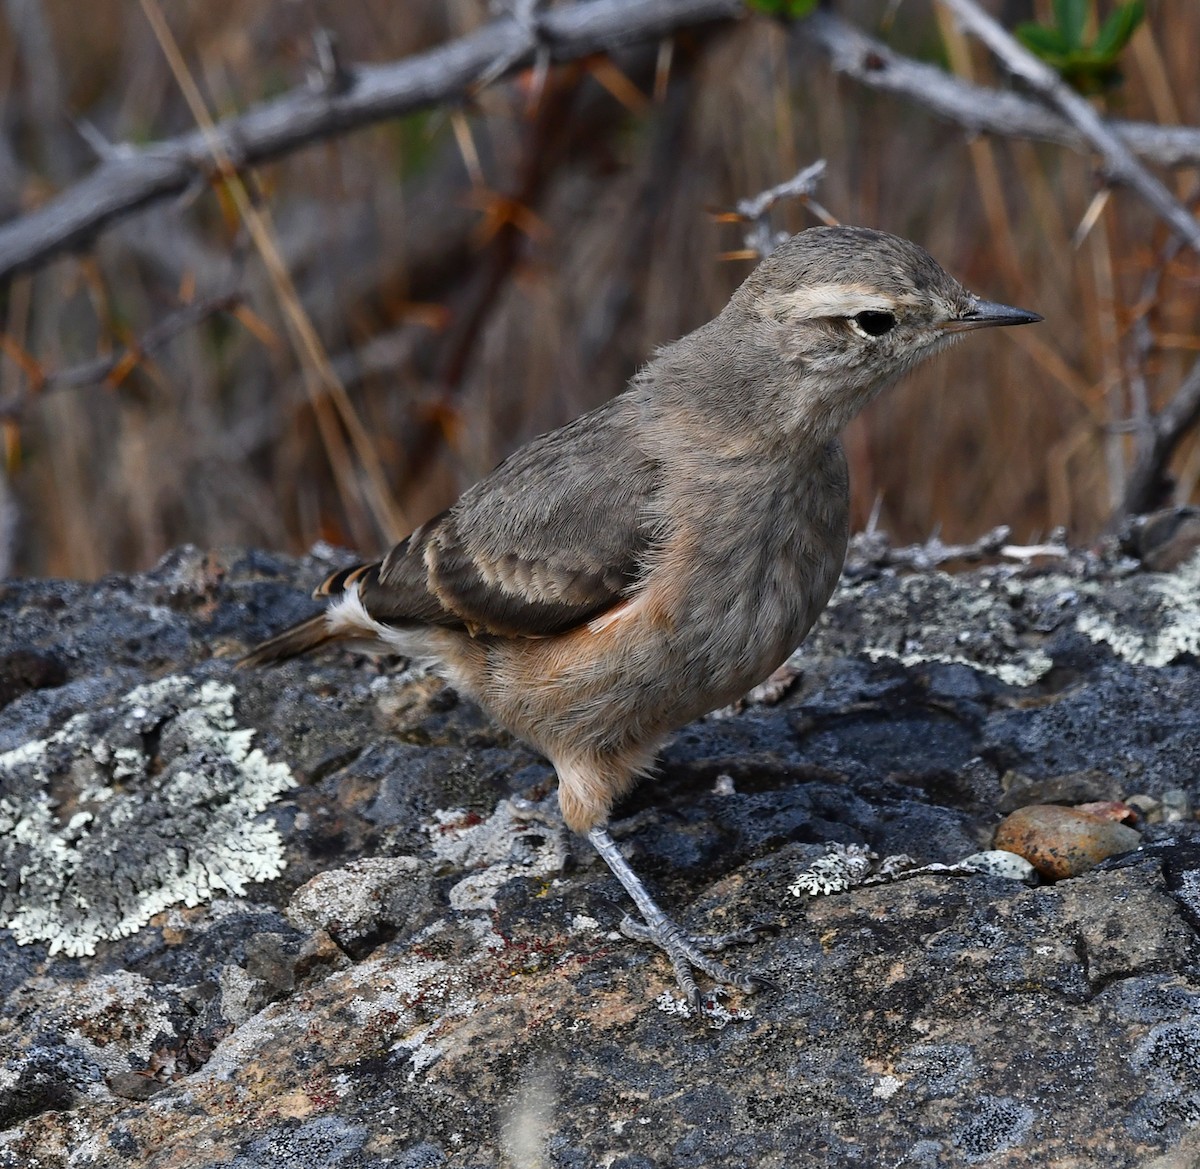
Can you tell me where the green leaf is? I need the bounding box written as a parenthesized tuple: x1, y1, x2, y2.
(744, 0, 818, 17)
(1053, 0, 1089, 49)
(1094, 0, 1145, 58)
(1016, 23, 1070, 58)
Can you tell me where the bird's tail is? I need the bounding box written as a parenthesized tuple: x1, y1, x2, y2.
(238, 614, 336, 669)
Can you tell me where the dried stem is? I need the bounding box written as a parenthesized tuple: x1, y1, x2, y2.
(140, 0, 409, 546)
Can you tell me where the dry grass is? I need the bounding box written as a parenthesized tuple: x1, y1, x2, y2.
(0, 0, 1197, 578)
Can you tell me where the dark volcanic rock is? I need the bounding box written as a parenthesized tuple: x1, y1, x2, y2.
(2, 543, 1200, 1168)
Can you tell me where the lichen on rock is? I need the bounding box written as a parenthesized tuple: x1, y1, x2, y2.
(809, 552, 1200, 684)
(1071, 552, 1200, 666)
(0, 674, 294, 957)
(813, 570, 1056, 685)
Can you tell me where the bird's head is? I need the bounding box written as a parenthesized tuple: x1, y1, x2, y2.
(730, 225, 1041, 433)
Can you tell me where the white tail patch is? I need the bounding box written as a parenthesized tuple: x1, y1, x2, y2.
(325, 582, 432, 659)
(325, 581, 379, 638)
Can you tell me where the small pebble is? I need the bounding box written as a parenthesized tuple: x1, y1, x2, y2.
(993, 804, 1142, 880)
(1124, 793, 1161, 822)
(960, 850, 1038, 884)
(1074, 800, 1137, 824)
(1161, 788, 1193, 823)
(106, 1072, 167, 1101)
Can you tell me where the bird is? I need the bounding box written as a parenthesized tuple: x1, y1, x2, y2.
(241, 225, 1041, 1016)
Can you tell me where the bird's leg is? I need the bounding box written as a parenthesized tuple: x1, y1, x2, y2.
(587, 825, 773, 1015)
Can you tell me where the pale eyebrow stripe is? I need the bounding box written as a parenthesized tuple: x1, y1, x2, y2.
(760, 284, 903, 318)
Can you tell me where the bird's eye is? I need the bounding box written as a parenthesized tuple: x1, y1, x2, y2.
(852, 310, 896, 337)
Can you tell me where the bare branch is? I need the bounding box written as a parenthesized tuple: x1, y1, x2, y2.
(0, 0, 742, 282)
(0, 292, 240, 418)
(736, 159, 827, 222)
(801, 12, 1200, 170)
(735, 159, 828, 257)
(1120, 357, 1200, 517)
(844, 525, 1075, 575)
(6, 2, 1199, 284)
(935, 0, 1200, 253)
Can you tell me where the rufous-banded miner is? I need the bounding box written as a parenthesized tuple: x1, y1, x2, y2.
(242, 226, 1041, 1015)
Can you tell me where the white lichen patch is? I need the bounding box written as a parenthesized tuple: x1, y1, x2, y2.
(286, 856, 422, 942)
(653, 990, 751, 1027)
(861, 647, 1052, 688)
(401, 1022, 447, 1081)
(873, 1074, 905, 1100)
(425, 798, 569, 912)
(1071, 553, 1200, 666)
(788, 842, 877, 897)
(335, 948, 491, 1082)
(60, 970, 178, 1071)
(814, 572, 1056, 685)
(0, 675, 294, 957)
(809, 554, 1200, 685)
(789, 842, 984, 897)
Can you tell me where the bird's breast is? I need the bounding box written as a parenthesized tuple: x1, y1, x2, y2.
(474, 442, 850, 755)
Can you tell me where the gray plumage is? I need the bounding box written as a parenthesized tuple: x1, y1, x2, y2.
(242, 225, 1040, 1014)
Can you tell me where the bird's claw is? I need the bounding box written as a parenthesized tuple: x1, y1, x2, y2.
(586, 826, 772, 1021)
(617, 912, 773, 1019)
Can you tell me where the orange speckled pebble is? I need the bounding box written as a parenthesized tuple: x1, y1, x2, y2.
(993, 804, 1142, 880)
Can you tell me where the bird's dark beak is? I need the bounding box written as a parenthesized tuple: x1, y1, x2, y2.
(945, 297, 1043, 332)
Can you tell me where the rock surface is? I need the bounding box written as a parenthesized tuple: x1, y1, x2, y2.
(2, 542, 1200, 1168)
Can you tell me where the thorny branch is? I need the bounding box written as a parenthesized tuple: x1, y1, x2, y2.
(732, 159, 829, 257)
(1116, 192, 1200, 518)
(1120, 359, 1200, 518)
(805, 6, 1200, 518)
(0, 0, 743, 281)
(843, 525, 1073, 577)
(801, 12, 1200, 170)
(0, 292, 241, 419)
(933, 0, 1200, 517)
(934, 0, 1200, 254)
(3, 0, 1200, 530)
(4, 2, 1200, 284)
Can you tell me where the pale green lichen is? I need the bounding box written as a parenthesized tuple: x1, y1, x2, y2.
(861, 647, 1053, 688)
(814, 571, 1056, 685)
(0, 675, 294, 957)
(809, 554, 1200, 685)
(1071, 554, 1200, 666)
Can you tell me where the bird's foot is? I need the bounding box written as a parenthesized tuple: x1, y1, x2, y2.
(587, 825, 775, 1021)
(617, 913, 776, 1017)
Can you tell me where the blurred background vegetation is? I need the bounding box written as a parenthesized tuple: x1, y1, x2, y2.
(0, 0, 1196, 579)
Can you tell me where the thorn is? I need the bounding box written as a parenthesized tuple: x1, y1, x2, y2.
(310, 28, 353, 96)
(585, 55, 651, 115)
(71, 118, 137, 163)
(449, 109, 485, 188)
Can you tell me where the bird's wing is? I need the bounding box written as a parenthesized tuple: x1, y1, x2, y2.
(328, 403, 662, 638)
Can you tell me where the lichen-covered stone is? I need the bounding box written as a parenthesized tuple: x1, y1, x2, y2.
(0, 675, 294, 956)
(2, 545, 1200, 1168)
